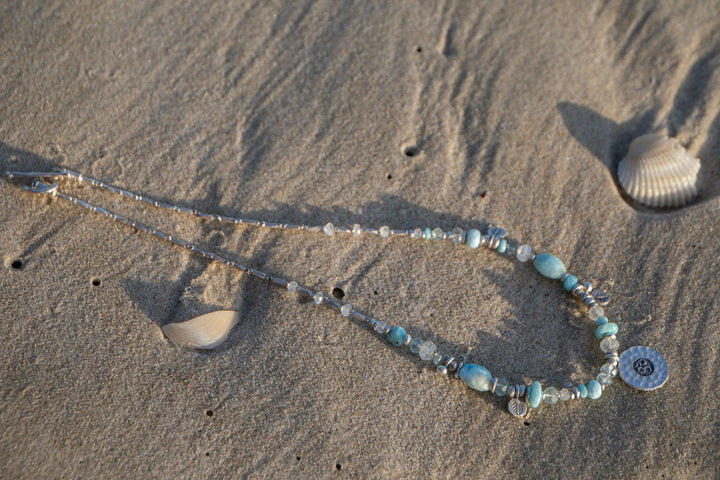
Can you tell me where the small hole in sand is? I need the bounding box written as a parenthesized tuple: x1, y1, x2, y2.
(296, 456, 301, 461)
(91, 278, 101, 287)
(416, 46, 423, 52)
(206, 409, 214, 417)
(11, 260, 23, 270)
(205, 452, 210, 456)
(480, 191, 487, 198)
(332, 287, 345, 300)
(387, 174, 392, 179)
(403, 146, 419, 157)
(524, 421, 530, 426)
(336, 464, 342, 471)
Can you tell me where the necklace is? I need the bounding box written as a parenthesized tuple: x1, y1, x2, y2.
(4, 168, 668, 417)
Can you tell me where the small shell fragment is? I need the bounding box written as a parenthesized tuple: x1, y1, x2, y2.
(162, 310, 240, 349)
(617, 133, 700, 207)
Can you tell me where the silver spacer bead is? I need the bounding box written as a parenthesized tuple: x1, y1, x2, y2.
(403, 334, 412, 346)
(437, 365, 448, 376)
(490, 378, 499, 395)
(572, 284, 586, 297)
(508, 385, 516, 398)
(571, 387, 581, 400)
(583, 282, 593, 293)
(561, 273, 570, 282)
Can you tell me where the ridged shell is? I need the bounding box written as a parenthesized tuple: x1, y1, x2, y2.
(617, 133, 700, 207)
(162, 310, 240, 349)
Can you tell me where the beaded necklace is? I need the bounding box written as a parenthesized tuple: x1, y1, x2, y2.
(4, 168, 668, 417)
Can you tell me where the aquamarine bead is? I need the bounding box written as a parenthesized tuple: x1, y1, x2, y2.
(533, 253, 566, 280)
(595, 316, 609, 326)
(562, 275, 578, 291)
(497, 239, 507, 253)
(424, 227, 432, 240)
(466, 229, 481, 249)
(386, 326, 406, 347)
(595, 322, 618, 339)
(528, 381, 543, 408)
(458, 364, 493, 392)
(586, 379, 602, 399)
(578, 383, 587, 398)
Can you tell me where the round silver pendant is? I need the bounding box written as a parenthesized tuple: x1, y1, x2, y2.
(507, 398, 527, 417)
(618, 345, 668, 391)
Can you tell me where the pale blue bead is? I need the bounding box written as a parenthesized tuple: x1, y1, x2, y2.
(595, 316, 608, 326)
(466, 229, 481, 249)
(578, 383, 588, 398)
(562, 275, 578, 291)
(498, 239, 507, 253)
(586, 379, 602, 399)
(528, 381, 543, 408)
(595, 322, 618, 339)
(533, 253, 566, 279)
(424, 227, 432, 240)
(386, 326, 406, 347)
(458, 364, 493, 392)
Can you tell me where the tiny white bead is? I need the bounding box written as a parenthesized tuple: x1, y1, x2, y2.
(340, 304, 352, 317)
(588, 305, 605, 321)
(287, 281, 298, 293)
(379, 226, 390, 238)
(352, 224, 362, 236)
(313, 292, 324, 304)
(323, 223, 335, 236)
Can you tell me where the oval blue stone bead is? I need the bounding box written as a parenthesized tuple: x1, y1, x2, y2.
(466, 229, 481, 249)
(424, 227, 432, 240)
(595, 322, 618, 339)
(562, 274, 578, 291)
(595, 316, 608, 326)
(497, 239, 507, 253)
(586, 380, 602, 399)
(578, 383, 588, 398)
(386, 326, 406, 347)
(458, 364, 493, 392)
(528, 381, 543, 408)
(533, 253, 566, 280)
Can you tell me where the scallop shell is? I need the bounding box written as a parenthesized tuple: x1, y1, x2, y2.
(162, 310, 240, 349)
(617, 133, 700, 207)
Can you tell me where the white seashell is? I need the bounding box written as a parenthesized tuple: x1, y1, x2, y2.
(617, 133, 700, 207)
(162, 310, 240, 349)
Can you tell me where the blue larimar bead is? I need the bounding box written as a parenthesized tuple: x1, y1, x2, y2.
(578, 383, 588, 398)
(595, 316, 608, 326)
(424, 227, 432, 240)
(562, 275, 578, 291)
(586, 380, 602, 399)
(466, 229, 481, 249)
(386, 326, 406, 347)
(528, 381, 543, 408)
(497, 239, 507, 253)
(533, 253, 566, 280)
(595, 322, 618, 339)
(458, 364, 493, 392)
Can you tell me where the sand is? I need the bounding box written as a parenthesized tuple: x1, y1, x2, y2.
(1, 1, 719, 478)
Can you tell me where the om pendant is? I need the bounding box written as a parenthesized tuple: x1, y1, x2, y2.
(618, 345, 668, 391)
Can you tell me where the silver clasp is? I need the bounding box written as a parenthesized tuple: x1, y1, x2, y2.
(4, 170, 64, 195)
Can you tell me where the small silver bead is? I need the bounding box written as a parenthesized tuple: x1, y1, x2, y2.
(529, 254, 536, 261)
(572, 284, 586, 297)
(491, 378, 499, 395)
(437, 365, 448, 376)
(508, 386, 517, 398)
(571, 387, 581, 400)
(403, 334, 412, 346)
(583, 282, 593, 293)
(561, 273, 570, 282)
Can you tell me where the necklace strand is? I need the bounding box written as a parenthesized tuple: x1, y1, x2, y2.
(4, 168, 668, 417)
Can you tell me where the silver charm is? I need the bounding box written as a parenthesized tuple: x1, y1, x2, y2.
(591, 288, 610, 306)
(618, 345, 668, 391)
(487, 226, 506, 239)
(507, 398, 527, 417)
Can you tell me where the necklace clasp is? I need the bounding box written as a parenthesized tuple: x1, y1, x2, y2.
(4, 170, 64, 195)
